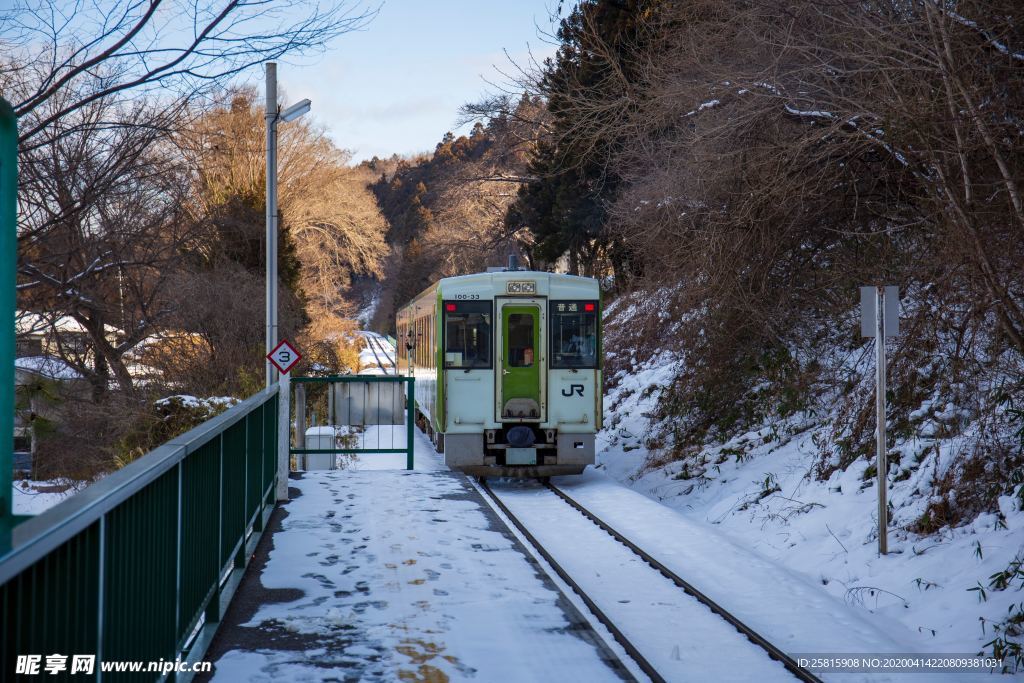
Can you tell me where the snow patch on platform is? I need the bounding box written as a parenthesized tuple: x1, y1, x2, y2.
(208, 470, 628, 682)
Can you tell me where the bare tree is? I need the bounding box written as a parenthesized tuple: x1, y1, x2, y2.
(1, 0, 374, 144)
(427, 106, 545, 273)
(171, 89, 389, 382)
(6, 0, 377, 395)
(526, 0, 1022, 494)
(176, 89, 388, 315)
(17, 94, 194, 397)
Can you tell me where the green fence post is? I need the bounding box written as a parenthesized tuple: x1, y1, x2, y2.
(0, 97, 17, 542)
(406, 378, 415, 470)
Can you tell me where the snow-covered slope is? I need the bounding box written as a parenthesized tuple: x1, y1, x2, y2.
(598, 350, 1024, 666)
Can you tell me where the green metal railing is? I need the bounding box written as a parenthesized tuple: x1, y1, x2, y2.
(1, 96, 18, 544)
(0, 386, 280, 681)
(290, 375, 415, 470)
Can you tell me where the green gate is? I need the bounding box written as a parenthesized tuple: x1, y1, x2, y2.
(289, 376, 416, 471)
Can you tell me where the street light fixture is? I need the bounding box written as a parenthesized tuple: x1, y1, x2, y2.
(265, 64, 311, 387)
(280, 99, 311, 123)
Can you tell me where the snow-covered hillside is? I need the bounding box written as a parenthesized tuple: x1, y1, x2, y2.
(598, 346, 1024, 668)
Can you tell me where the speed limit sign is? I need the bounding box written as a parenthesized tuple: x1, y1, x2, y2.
(267, 339, 302, 374)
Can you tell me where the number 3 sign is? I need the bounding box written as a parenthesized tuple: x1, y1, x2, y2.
(267, 339, 302, 374)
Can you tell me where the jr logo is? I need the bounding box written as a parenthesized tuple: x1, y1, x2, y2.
(562, 384, 585, 397)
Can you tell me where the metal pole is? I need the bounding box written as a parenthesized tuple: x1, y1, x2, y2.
(276, 378, 290, 501)
(876, 286, 888, 555)
(406, 378, 415, 470)
(265, 63, 278, 387)
(294, 383, 306, 452)
(0, 97, 16, 529)
(293, 382, 305, 474)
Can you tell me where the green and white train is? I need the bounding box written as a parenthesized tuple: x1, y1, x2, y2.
(396, 266, 602, 477)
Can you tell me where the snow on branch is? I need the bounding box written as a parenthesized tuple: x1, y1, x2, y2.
(684, 99, 721, 117)
(783, 104, 834, 121)
(943, 7, 1024, 63)
(683, 82, 913, 170)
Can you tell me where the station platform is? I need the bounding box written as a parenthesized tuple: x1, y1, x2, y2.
(197, 467, 631, 682)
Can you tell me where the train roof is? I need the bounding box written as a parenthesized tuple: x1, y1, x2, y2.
(397, 270, 600, 313)
(439, 269, 598, 288)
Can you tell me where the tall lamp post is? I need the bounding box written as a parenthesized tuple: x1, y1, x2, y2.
(265, 62, 311, 387)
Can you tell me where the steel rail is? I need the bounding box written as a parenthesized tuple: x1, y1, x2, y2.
(478, 478, 664, 683)
(370, 333, 396, 367)
(362, 332, 390, 375)
(546, 483, 824, 683)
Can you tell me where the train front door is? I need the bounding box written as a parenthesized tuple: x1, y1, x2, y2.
(497, 300, 544, 421)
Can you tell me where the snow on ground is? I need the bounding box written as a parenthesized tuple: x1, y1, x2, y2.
(366, 332, 396, 365)
(15, 355, 83, 380)
(154, 395, 239, 410)
(208, 467, 629, 681)
(11, 480, 80, 515)
(317, 418, 985, 680)
(494, 480, 795, 682)
(11, 331, 1018, 678)
(357, 331, 396, 374)
(299, 425, 433, 472)
(598, 351, 1024, 672)
(357, 293, 380, 329)
(355, 365, 389, 376)
(346, 425, 440, 471)
(551, 472, 976, 682)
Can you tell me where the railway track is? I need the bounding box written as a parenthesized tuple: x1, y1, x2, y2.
(476, 478, 823, 683)
(360, 332, 395, 374)
(370, 334, 396, 367)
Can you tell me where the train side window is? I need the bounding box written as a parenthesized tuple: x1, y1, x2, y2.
(550, 301, 599, 369)
(443, 301, 492, 369)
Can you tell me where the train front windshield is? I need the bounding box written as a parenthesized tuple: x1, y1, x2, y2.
(550, 301, 599, 368)
(444, 301, 492, 368)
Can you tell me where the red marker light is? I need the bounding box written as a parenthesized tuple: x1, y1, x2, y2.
(445, 303, 457, 312)
(584, 303, 595, 312)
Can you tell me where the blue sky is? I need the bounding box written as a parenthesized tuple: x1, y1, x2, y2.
(272, 0, 562, 162)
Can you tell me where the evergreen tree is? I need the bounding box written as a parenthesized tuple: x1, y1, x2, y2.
(508, 0, 658, 277)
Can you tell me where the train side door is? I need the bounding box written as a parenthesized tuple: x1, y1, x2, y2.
(496, 299, 545, 422)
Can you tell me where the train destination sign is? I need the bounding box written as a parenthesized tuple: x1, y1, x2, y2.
(267, 338, 302, 374)
(506, 280, 536, 295)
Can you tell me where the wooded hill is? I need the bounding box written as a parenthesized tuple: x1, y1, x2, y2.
(363, 95, 544, 331)
(7, 0, 1022, 539)
(376, 0, 1023, 537)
